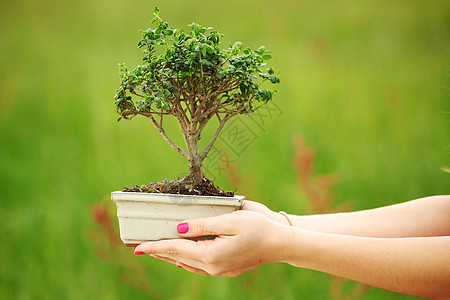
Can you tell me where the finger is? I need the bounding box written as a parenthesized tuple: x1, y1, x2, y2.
(177, 262, 211, 276)
(151, 254, 177, 265)
(136, 239, 195, 256)
(152, 254, 210, 276)
(151, 254, 209, 276)
(240, 201, 285, 224)
(136, 239, 208, 267)
(178, 214, 238, 238)
(240, 200, 254, 210)
(240, 200, 266, 211)
(154, 252, 211, 274)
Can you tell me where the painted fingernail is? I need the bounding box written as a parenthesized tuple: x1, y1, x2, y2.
(177, 223, 189, 234)
(177, 265, 183, 268)
(134, 251, 145, 255)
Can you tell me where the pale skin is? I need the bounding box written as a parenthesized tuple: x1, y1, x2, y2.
(135, 195, 450, 299)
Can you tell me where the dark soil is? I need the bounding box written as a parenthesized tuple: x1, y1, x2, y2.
(122, 176, 234, 197)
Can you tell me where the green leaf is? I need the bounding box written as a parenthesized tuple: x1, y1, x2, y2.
(200, 59, 212, 66)
(263, 54, 272, 60)
(209, 33, 220, 44)
(233, 41, 242, 49)
(163, 29, 173, 36)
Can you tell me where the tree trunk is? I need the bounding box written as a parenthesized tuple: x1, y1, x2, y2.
(185, 135, 203, 186)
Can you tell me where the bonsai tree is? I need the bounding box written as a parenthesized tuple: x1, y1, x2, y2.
(114, 8, 280, 195)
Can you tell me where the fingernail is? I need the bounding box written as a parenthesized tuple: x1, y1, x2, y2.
(177, 223, 189, 234)
(134, 251, 145, 255)
(133, 247, 136, 250)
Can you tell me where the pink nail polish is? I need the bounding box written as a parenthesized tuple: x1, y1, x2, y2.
(177, 223, 189, 234)
(134, 251, 145, 255)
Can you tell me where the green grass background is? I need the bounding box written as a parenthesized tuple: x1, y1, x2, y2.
(1, 0, 449, 299)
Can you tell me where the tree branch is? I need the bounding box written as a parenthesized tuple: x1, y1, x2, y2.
(129, 89, 145, 98)
(200, 114, 231, 161)
(194, 109, 216, 139)
(173, 100, 190, 132)
(146, 113, 188, 159)
(217, 94, 245, 110)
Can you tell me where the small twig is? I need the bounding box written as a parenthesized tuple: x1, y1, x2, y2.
(200, 115, 230, 161)
(147, 114, 188, 159)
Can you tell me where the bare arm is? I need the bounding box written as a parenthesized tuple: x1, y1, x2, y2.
(135, 210, 450, 299)
(244, 195, 450, 237)
(135, 196, 450, 298)
(283, 226, 450, 299)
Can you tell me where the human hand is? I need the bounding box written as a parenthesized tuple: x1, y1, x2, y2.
(134, 210, 288, 276)
(240, 200, 291, 226)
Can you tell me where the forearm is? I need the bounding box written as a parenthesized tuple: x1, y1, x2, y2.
(281, 227, 450, 299)
(287, 195, 450, 237)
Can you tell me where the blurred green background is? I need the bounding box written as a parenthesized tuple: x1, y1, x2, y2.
(1, 0, 449, 299)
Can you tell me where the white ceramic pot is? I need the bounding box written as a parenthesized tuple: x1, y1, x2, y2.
(111, 191, 244, 247)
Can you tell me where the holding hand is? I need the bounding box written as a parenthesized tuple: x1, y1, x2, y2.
(133, 196, 450, 299)
(239, 200, 291, 225)
(134, 210, 289, 276)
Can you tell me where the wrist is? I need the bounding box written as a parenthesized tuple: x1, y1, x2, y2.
(268, 223, 309, 265)
(276, 226, 320, 268)
(276, 213, 314, 231)
(287, 215, 315, 231)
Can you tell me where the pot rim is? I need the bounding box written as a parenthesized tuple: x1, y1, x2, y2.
(111, 191, 244, 207)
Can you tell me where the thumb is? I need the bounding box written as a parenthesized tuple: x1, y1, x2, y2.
(177, 214, 236, 238)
